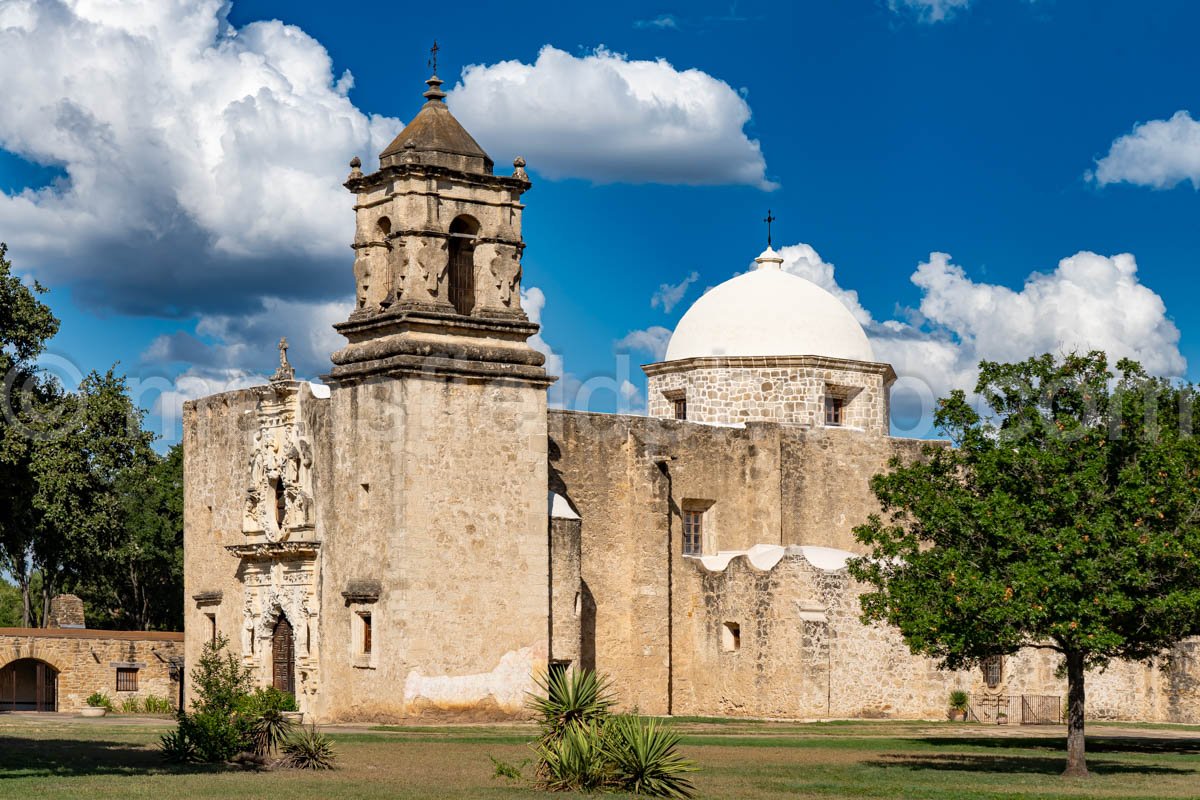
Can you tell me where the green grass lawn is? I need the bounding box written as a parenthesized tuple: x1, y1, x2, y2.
(2, 715, 1200, 799)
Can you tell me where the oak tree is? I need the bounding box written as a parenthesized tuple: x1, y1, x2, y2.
(848, 352, 1200, 777)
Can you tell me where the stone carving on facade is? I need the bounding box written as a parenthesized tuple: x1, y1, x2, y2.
(489, 243, 522, 308)
(416, 236, 448, 298)
(243, 342, 315, 542)
(236, 554, 320, 698)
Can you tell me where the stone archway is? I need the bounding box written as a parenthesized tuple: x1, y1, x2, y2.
(0, 658, 58, 712)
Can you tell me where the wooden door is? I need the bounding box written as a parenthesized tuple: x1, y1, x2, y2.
(272, 616, 295, 695)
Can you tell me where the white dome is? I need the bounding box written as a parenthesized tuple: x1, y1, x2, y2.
(663, 248, 874, 363)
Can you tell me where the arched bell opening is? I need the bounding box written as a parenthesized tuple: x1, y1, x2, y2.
(0, 658, 58, 712)
(448, 215, 480, 315)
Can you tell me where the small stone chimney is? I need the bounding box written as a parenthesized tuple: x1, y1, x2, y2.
(48, 594, 86, 629)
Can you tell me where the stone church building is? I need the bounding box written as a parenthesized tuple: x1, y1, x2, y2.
(183, 71, 1200, 723)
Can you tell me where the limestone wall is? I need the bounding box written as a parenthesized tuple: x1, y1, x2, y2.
(316, 373, 550, 722)
(646, 356, 892, 435)
(0, 628, 182, 711)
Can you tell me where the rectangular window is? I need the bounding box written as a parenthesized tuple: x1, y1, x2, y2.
(672, 397, 687, 421)
(362, 614, 372, 655)
(206, 613, 217, 643)
(682, 509, 703, 555)
(116, 667, 138, 693)
(824, 395, 843, 426)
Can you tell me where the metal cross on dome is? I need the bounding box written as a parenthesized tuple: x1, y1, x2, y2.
(763, 209, 777, 248)
(428, 40, 439, 74)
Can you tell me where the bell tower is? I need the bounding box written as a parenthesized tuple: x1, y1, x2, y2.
(330, 71, 543, 383)
(317, 67, 555, 720)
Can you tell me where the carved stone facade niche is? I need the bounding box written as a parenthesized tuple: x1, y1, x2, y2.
(242, 378, 314, 543)
(229, 544, 321, 704)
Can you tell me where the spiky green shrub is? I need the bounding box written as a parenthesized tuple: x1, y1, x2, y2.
(250, 709, 294, 758)
(603, 715, 697, 798)
(523, 668, 698, 797)
(280, 724, 337, 770)
(948, 690, 970, 712)
(158, 728, 198, 763)
(527, 668, 615, 746)
(536, 721, 611, 792)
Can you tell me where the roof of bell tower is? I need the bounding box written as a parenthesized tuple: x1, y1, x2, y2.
(378, 75, 494, 174)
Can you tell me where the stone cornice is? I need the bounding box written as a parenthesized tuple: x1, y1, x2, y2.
(642, 354, 897, 384)
(346, 163, 530, 196)
(226, 541, 321, 559)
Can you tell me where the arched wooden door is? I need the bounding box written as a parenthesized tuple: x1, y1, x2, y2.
(271, 616, 295, 696)
(0, 659, 58, 711)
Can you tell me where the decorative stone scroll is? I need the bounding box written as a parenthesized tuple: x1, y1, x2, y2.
(489, 243, 522, 308)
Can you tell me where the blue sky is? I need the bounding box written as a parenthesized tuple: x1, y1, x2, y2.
(1, 0, 1198, 444)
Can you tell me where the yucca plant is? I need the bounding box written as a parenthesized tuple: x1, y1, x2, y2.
(250, 709, 294, 758)
(603, 715, 697, 799)
(526, 667, 615, 746)
(280, 723, 337, 770)
(535, 720, 612, 793)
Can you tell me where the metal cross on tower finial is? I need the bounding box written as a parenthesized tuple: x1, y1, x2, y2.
(428, 40, 439, 74)
(763, 209, 777, 248)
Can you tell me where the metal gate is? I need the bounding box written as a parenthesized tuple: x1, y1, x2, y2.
(1021, 694, 1062, 724)
(968, 694, 1061, 725)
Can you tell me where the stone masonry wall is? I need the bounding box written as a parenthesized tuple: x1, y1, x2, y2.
(646, 356, 891, 435)
(0, 629, 182, 711)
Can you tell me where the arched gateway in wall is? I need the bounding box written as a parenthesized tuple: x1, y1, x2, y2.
(0, 658, 58, 712)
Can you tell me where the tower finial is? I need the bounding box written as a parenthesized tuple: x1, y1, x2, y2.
(763, 209, 776, 249)
(271, 336, 295, 383)
(423, 41, 447, 102)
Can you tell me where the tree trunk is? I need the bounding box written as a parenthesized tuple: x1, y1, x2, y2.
(19, 578, 31, 628)
(1063, 650, 1089, 778)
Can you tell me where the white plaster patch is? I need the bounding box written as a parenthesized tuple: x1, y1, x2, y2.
(549, 492, 580, 520)
(691, 543, 855, 574)
(403, 646, 536, 712)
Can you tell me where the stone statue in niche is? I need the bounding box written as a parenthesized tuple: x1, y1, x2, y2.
(416, 236, 448, 298)
(243, 421, 314, 541)
(489, 244, 522, 308)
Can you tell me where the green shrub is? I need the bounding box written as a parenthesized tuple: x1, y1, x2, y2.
(142, 695, 174, 715)
(948, 690, 970, 712)
(85, 692, 113, 710)
(159, 634, 293, 764)
(279, 724, 337, 770)
(158, 728, 198, 763)
(241, 686, 298, 716)
(489, 755, 528, 781)
(249, 709, 294, 758)
(536, 721, 611, 792)
(527, 667, 614, 746)
(119, 696, 142, 714)
(523, 669, 697, 798)
(603, 714, 697, 798)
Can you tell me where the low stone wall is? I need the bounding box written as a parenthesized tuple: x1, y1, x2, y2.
(0, 628, 183, 712)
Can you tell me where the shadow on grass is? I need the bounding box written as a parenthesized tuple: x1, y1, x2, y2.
(0, 735, 225, 779)
(917, 735, 1200, 756)
(867, 752, 1193, 776)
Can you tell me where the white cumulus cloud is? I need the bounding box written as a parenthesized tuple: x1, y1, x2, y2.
(616, 326, 673, 361)
(0, 0, 400, 315)
(651, 271, 699, 313)
(1090, 110, 1200, 190)
(448, 46, 774, 188)
(764, 244, 1185, 409)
